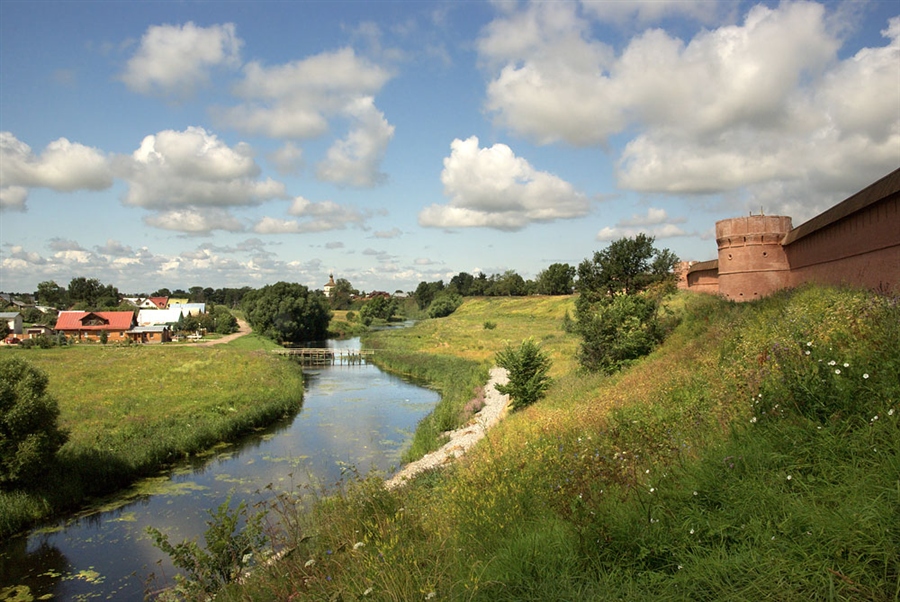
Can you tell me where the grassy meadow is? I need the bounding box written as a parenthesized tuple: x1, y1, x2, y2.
(227, 286, 899, 601)
(0, 332, 306, 538)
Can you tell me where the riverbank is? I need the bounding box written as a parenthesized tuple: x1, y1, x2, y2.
(227, 286, 899, 601)
(385, 366, 509, 489)
(0, 336, 305, 539)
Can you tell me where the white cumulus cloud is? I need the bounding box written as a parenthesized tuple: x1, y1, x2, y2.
(119, 126, 286, 213)
(121, 22, 242, 97)
(418, 136, 589, 231)
(316, 97, 395, 187)
(0, 132, 113, 209)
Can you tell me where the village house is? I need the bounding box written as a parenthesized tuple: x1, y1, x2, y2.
(55, 311, 136, 343)
(0, 311, 23, 335)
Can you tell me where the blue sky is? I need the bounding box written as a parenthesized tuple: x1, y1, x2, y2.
(1, 0, 898, 295)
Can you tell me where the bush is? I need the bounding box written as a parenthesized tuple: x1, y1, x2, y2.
(428, 292, 462, 318)
(576, 292, 664, 374)
(0, 356, 68, 487)
(495, 338, 553, 411)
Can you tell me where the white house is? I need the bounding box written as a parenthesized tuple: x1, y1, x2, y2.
(0, 312, 23, 335)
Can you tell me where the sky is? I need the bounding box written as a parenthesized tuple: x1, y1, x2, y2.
(1, 0, 898, 296)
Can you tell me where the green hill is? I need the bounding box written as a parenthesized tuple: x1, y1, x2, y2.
(227, 286, 899, 601)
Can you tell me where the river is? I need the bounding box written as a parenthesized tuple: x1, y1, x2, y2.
(0, 337, 440, 601)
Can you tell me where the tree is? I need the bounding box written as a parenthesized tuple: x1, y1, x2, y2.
(536, 263, 575, 295)
(494, 338, 552, 411)
(359, 295, 397, 325)
(449, 272, 476, 296)
(577, 234, 676, 298)
(329, 278, 357, 310)
(241, 282, 331, 344)
(0, 356, 68, 487)
(35, 280, 67, 307)
(414, 280, 444, 310)
(574, 235, 678, 374)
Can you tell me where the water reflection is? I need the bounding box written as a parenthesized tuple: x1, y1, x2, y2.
(0, 340, 438, 601)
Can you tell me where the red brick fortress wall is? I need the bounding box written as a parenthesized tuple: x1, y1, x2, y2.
(715, 215, 793, 301)
(782, 176, 899, 295)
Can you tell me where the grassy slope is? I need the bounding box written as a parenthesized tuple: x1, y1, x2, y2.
(232, 287, 899, 601)
(0, 332, 305, 538)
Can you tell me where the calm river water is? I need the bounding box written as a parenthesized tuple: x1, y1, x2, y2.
(0, 338, 439, 600)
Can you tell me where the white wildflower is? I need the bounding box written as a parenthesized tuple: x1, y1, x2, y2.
(786, 475, 792, 480)
(835, 369, 841, 375)
(353, 541, 365, 550)
(750, 416, 757, 423)
(889, 409, 894, 416)
(863, 373, 869, 379)
(304, 558, 316, 568)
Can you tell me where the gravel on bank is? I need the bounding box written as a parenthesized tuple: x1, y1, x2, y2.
(385, 367, 510, 489)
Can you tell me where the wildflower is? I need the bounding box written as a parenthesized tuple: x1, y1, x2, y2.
(353, 541, 365, 550)
(363, 588, 374, 596)
(835, 369, 841, 375)
(690, 528, 695, 534)
(889, 409, 895, 416)
(786, 475, 792, 480)
(425, 592, 436, 600)
(872, 415, 879, 422)
(678, 565, 683, 570)
(828, 360, 836, 366)
(807, 341, 812, 347)
(843, 363, 849, 368)
(805, 350, 811, 355)
(750, 416, 757, 423)
(649, 487, 655, 493)
(304, 558, 316, 568)
(693, 491, 698, 496)
(863, 373, 869, 379)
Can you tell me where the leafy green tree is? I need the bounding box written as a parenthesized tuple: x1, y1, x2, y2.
(577, 234, 676, 298)
(449, 272, 476, 296)
(575, 235, 678, 373)
(494, 338, 553, 411)
(414, 280, 444, 310)
(242, 282, 331, 344)
(0, 356, 68, 487)
(359, 295, 397, 325)
(35, 280, 67, 307)
(329, 278, 357, 310)
(536, 263, 575, 295)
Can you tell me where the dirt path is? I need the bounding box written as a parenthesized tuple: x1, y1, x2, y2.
(385, 367, 510, 489)
(184, 318, 251, 347)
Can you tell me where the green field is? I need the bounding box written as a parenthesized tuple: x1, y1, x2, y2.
(0, 333, 305, 538)
(227, 286, 899, 601)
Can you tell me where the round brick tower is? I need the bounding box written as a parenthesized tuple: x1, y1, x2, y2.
(716, 215, 793, 302)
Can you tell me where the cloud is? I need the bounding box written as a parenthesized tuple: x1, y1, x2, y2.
(596, 207, 689, 241)
(119, 126, 286, 213)
(480, 2, 900, 216)
(253, 196, 367, 234)
(268, 142, 304, 175)
(580, 0, 727, 26)
(143, 208, 245, 234)
(418, 136, 589, 231)
(316, 96, 395, 187)
(121, 22, 242, 97)
(0, 132, 113, 208)
(373, 228, 402, 239)
(216, 47, 392, 139)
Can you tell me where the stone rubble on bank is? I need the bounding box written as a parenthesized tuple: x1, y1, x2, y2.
(385, 367, 510, 489)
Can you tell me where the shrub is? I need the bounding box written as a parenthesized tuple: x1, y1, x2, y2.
(576, 292, 664, 374)
(428, 292, 462, 318)
(495, 338, 553, 411)
(0, 356, 68, 487)
(483, 321, 497, 330)
(148, 495, 266, 598)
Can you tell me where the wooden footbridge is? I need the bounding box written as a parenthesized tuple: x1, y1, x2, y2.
(273, 347, 375, 365)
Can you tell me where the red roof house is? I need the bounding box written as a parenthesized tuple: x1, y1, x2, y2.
(55, 311, 136, 342)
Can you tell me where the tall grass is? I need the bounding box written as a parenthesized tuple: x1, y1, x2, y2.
(220, 287, 899, 601)
(0, 341, 305, 538)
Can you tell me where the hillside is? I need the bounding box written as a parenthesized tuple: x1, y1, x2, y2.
(227, 286, 899, 601)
